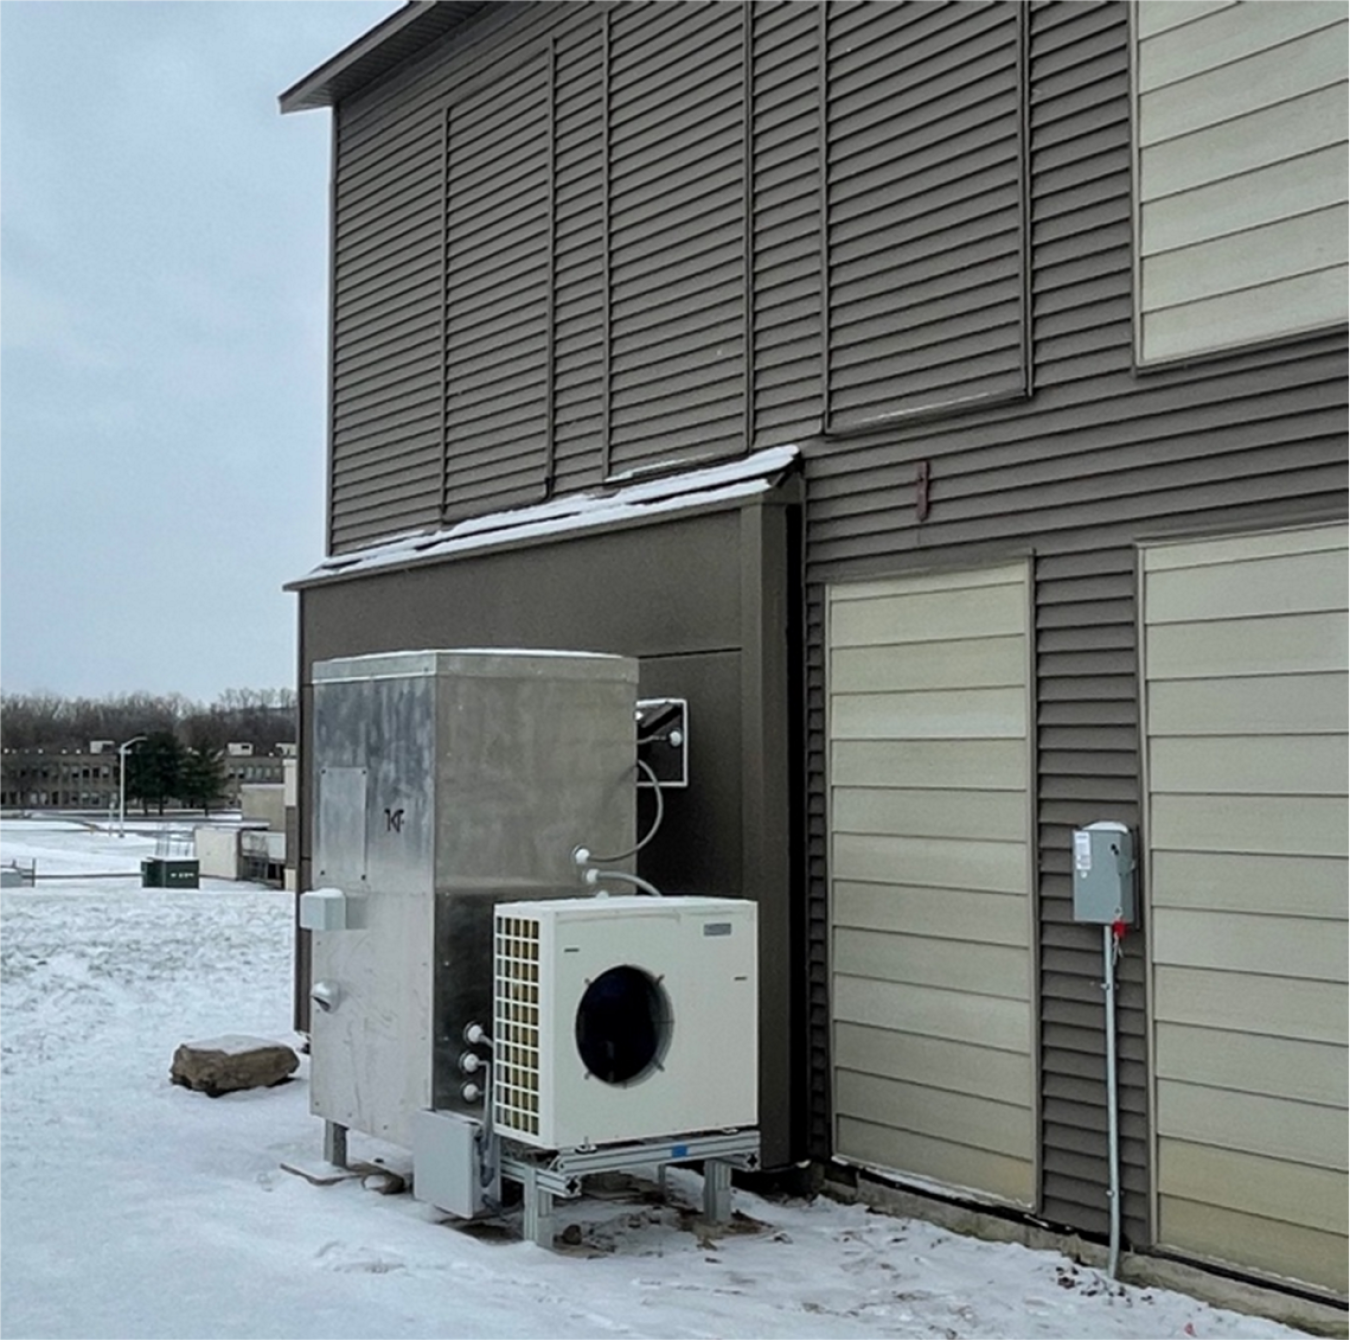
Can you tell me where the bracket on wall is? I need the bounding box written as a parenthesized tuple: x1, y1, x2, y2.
(916, 459, 932, 523)
(636, 698, 688, 789)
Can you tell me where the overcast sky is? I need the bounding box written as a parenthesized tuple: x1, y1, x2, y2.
(1, 0, 400, 703)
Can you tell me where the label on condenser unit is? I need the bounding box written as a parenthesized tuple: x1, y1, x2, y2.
(1073, 831, 1092, 873)
(703, 922, 732, 937)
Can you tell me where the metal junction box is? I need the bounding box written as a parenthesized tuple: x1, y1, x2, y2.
(411, 1108, 498, 1218)
(307, 649, 639, 1149)
(1072, 821, 1137, 925)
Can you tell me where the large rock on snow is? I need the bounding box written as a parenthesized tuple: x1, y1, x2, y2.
(171, 1035, 299, 1097)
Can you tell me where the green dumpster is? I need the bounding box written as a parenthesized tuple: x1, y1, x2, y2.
(161, 860, 199, 889)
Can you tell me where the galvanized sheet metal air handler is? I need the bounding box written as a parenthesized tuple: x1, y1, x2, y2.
(298, 650, 759, 1245)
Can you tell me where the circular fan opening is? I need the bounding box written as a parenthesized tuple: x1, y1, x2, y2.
(574, 964, 672, 1085)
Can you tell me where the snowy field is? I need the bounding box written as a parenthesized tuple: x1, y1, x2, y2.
(0, 820, 1308, 1341)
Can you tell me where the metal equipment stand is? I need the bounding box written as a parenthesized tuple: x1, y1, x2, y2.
(500, 1129, 760, 1248)
(324, 1120, 348, 1169)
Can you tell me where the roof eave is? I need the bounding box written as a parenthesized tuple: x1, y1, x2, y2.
(276, 0, 434, 114)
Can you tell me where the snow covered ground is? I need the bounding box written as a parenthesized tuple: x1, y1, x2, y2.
(0, 820, 1309, 1340)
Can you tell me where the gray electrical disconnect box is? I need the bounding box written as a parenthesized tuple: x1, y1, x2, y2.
(1072, 821, 1137, 925)
(411, 1109, 499, 1218)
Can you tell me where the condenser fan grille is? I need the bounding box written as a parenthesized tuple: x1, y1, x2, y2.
(575, 965, 670, 1084)
(493, 915, 541, 1136)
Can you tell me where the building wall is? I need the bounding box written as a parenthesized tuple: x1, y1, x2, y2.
(326, 1, 1034, 550)
(240, 783, 287, 833)
(1, 749, 285, 810)
(302, 0, 1347, 1281)
(1140, 523, 1347, 1295)
(224, 757, 285, 795)
(799, 0, 1345, 1250)
(284, 758, 299, 892)
(0, 752, 118, 809)
(296, 496, 802, 1166)
(827, 563, 1039, 1208)
(195, 827, 242, 880)
(1133, 0, 1348, 363)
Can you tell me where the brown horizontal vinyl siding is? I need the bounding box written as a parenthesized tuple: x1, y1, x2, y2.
(1032, 0, 1132, 396)
(443, 55, 550, 517)
(604, 1, 747, 478)
(328, 2, 608, 552)
(804, 0, 1347, 1249)
(822, 0, 1028, 431)
(330, 103, 446, 552)
(751, 0, 821, 449)
(551, 23, 606, 498)
(1036, 548, 1147, 1244)
(805, 587, 831, 1156)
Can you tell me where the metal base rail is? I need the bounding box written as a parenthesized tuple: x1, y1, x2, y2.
(501, 1129, 761, 1248)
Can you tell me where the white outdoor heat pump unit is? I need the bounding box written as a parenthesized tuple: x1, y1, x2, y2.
(492, 895, 758, 1150)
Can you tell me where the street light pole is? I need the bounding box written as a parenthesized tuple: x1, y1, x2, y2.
(117, 736, 147, 838)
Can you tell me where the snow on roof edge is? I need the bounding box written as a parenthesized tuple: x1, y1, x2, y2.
(289, 445, 800, 588)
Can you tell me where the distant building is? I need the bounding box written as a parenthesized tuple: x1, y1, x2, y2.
(196, 758, 298, 889)
(0, 748, 118, 810)
(238, 765, 296, 887)
(0, 742, 298, 810)
(222, 750, 289, 805)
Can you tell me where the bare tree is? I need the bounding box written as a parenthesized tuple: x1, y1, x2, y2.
(2, 689, 296, 757)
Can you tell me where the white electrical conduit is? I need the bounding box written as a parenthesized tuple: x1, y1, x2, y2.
(584, 867, 664, 898)
(1104, 923, 1122, 1279)
(576, 759, 665, 865)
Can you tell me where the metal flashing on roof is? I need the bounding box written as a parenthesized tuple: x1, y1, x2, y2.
(278, 1, 488, 114)
(288, 445, 801, 589)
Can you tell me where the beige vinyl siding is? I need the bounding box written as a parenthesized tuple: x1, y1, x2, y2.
(1134, 1, 1350, 364)
(1142, 522, 1348, 1297)
(828, 563, 1035, 1207)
